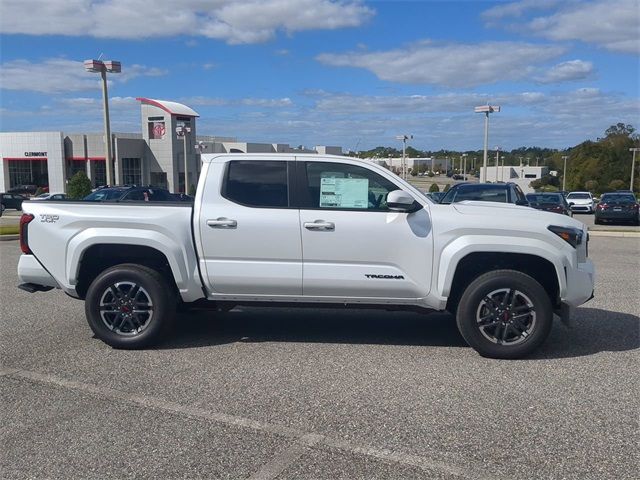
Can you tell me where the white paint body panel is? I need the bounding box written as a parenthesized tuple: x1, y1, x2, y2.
(18, 153, 595, 314)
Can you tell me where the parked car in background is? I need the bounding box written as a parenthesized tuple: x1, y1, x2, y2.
(595, 192, 639, 225)
(566, 191, 595, 213)
(1, 193, 26, 212)
(30, 193, 67, 201)
(7, 185, 40, 196)
(425, 191, 445, 202)
(83, 186, 192, 202)
(438, 182, 529, 206)
(526, 193, 572, 216)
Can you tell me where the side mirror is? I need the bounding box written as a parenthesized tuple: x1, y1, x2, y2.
(387, 190, 421, 212)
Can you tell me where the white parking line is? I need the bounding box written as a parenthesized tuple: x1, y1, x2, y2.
(4, 368, 505, 480)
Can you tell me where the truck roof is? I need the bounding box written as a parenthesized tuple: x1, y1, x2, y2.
(200, 153, 352, 163)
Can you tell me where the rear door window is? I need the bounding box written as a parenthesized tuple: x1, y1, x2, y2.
(222, 161, 289, 208)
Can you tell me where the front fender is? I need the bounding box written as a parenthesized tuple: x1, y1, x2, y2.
(436, 235, 568, 299)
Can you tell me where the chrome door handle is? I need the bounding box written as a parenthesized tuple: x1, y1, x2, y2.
(207, 218, 237, 228)
(304, 221, 335, 231)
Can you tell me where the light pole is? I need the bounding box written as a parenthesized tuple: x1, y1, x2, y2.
(395, 134, 413, 180)
(176, 126, 191, 193)
(629, 148, 639, 192)
(501, 156, 505, 181)
(461, 153, 468, 179)
(475, 105, 500, 183)
(494, 146, 500, 182)
(562, 155, 569, 191)
(84, 59, 121, 186)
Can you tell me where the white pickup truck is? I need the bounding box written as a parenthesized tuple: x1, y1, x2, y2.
(17, 154, 595, 358)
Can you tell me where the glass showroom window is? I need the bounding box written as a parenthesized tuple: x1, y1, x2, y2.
(122, 158, 142, 186)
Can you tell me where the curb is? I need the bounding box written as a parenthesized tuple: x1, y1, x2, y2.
(0, 234, 19, 241)
(588, 230, 640, 238)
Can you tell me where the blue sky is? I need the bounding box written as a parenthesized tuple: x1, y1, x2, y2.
(1, 0, 638, 151)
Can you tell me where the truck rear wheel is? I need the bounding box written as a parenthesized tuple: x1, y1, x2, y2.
(85, 264, 176, 349)
(455, 270, 553, 359)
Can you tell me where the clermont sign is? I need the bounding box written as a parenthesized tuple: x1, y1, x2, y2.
(24, 152, 47, 157)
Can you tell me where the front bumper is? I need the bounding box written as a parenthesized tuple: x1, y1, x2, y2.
(570, 204, 593, 212)
(563, 259, 595, 308)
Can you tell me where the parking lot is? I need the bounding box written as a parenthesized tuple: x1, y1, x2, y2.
(1, 237, 638, 479)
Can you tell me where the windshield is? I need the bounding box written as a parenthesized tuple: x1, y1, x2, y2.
(567, 193, 590, 199)
(84, 189, 127, 201)
(440, 185, 507, 204)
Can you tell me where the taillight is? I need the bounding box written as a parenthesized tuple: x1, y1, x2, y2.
(597, 203, 607, 210)
(19, 213, 34, 254)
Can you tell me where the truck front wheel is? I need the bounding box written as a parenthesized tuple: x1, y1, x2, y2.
(85, 264, 176, 349)
(456, 270, 553, 359)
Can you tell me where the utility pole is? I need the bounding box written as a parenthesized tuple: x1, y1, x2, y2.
(629, 148, 639, 192)
(494, 147, 500, 182)
(562, 155, 569, 191)
(176, 126, 191, 193)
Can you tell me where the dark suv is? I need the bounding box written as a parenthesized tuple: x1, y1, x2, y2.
(83, 186, 192, 202)
(1, 193, 26, 212)
(438, 182, 529, 206)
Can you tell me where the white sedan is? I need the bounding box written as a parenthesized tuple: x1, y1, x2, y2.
(30, 193, 67, 201)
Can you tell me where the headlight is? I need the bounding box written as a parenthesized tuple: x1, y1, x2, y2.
(548, 225, 583, 248)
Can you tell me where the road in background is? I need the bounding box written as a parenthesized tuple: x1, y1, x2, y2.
(1, 238, 639, 479)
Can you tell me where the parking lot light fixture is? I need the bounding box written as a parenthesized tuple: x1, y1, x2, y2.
(84, 59, 121, 187)
(475, 105, 500, 183)
(395, 134, 413, 180)
(629, 148, 639, 192)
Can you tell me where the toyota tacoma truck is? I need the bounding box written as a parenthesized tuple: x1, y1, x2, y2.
(17, 154, 595, 358)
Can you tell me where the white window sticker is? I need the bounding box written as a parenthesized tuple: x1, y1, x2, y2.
(319, 175, 369, 208)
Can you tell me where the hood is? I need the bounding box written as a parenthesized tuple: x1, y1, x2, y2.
(452, 201, 585, 230)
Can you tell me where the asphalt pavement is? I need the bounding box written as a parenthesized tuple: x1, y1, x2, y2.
(1, 238, 639, 479)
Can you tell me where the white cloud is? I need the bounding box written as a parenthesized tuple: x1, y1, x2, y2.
(317, 41, 566, 87)
(482, 0, 563, 22)
(0, 0, 374, 44)
(181, 96, 293, 107)
(0, 59, 167, 93)
(484, 0, 640, 54)
(535, 60, 594, 84)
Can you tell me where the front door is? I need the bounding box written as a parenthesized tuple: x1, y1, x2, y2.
(297, 159, 433, 299)
(198, 159, 302, 296)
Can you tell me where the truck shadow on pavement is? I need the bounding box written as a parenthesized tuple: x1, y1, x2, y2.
(160, 306, 639, 359)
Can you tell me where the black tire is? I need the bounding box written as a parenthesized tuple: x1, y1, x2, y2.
(85, 263, 176, 349)
(594, 217, 602, 225)
(455, 270, 553, 359)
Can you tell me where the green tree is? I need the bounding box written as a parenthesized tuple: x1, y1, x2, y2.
(67, 171, 92, 199)
(443, 184, 451, 192)
(584, 180, 598, 192)
(429, 183, 440, 193)
(34, 187, 44, 197)
(608, 179, 626, 191)
(188, 184, 196, 196)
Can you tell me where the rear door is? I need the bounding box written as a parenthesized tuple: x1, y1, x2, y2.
(297, 159, 433, 299)
(198, 159, 302, 296)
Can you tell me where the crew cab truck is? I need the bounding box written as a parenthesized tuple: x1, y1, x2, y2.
(17, 154, 595, 359)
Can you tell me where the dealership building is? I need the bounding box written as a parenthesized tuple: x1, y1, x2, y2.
(0, 98, 343, 194)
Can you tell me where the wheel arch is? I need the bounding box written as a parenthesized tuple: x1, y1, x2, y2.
(444, 251, 562, 313)
(74, 244, 179, 300)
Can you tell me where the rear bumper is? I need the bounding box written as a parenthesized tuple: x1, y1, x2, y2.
(17, 254, 59, 289)
(595, 211, 637, 221)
